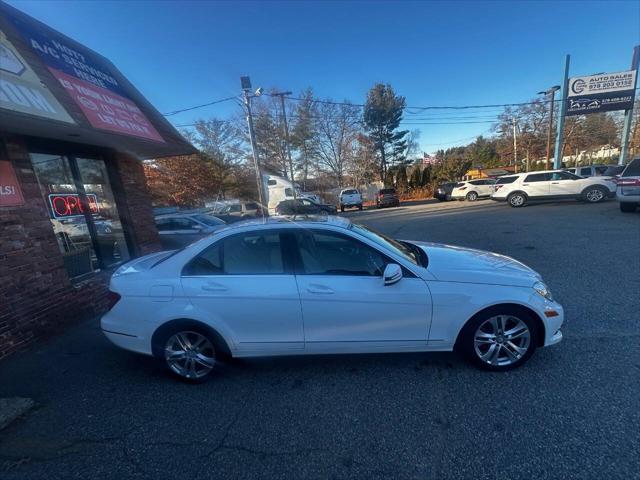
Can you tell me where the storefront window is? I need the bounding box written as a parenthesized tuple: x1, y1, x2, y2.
(30, 153, 130, 278)
(76, 158, 129, 268)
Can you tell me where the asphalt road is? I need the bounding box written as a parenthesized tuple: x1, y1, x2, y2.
(1, 199, 639, 480)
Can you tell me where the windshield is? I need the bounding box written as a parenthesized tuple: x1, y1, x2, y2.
(349, 222, 422, 267)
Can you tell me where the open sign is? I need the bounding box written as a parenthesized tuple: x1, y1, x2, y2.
(48, 193, 99, 218)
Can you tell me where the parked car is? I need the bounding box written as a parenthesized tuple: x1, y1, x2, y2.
(616, 157, 640, 213)
(376, 188, 400, 208)
(434, 182, 458, 201)
(155, 213, 226, 249)
(102, 216, 564, 382)
(601, 165, 625, 181)
(491, 170, 615, 207)
(451, 178, 497, 201)
(339, 188, 363, 212)
(564, 164, 610, 177)
(275, 198, 338, 215)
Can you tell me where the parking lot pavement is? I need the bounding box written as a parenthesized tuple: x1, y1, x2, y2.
(1, 200, 639, 480)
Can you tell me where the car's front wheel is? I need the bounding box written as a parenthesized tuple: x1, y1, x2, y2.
(459, 308, 539, 371)
(163, 329, 217, 382)
(507, 192, 527, 207)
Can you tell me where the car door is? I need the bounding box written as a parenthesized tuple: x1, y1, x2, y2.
(480, 179, 496, 197)
(291, 229, 431, 350)
(181, 230, 304, 353)
(549, 171, 581, 197)
(522, 173, 551, 198)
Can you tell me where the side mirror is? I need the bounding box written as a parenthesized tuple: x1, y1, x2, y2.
(383, 263, 402, 286)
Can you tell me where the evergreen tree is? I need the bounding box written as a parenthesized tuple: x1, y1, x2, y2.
(363, 83, 409, 182)
(410, 167, 422, 189)
(421, 165, 432, 186)
(396, 165, 408, 193)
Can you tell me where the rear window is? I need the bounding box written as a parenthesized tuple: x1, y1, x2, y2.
(622, 159, 640, 177)
(603, 165, 624, 176)
(342, 189, 358, 195)
(379, 188, 396, 194)
(495, 176, 518, 184)
(594, 166, 608, 175)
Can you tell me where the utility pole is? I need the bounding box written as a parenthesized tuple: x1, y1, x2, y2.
(512, 117, 518, 173)
(241, 76, 266, 217)
(271, 91, 296, 198)
(538, 85, 561, 169)
(619, 46, 640, 165)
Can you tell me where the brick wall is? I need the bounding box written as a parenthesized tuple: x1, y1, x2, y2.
(0, 137, 161, 360)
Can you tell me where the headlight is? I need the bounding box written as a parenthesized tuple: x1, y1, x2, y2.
(533, 281, 553, 301)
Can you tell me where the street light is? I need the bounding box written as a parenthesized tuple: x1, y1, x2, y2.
(538, 85, 561, 170)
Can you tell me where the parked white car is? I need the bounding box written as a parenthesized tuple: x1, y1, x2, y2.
(491, 170, 615, 207)
(339, 188, 363, 211)
(101, 217, 564, 382)
(451, 178, 497, 201)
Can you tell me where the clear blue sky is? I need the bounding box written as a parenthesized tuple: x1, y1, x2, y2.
(6, 0, 640, 153)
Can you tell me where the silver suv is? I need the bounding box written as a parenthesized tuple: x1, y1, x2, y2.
(616, 158, 640, 213)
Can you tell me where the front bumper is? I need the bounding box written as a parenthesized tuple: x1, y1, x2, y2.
(539, 300, 564, 347)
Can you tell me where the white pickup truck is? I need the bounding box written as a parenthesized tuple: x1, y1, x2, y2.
(339, 188, 363, 212)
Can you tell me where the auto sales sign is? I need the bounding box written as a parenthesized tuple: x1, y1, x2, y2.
(566, 70, 637, 116)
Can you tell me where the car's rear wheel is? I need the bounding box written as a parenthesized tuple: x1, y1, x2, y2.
(466, 191, 478, 202)
(358, 204, 363, 211)
(164, 330, 217, 382)
(583, 186, 606, 203)
(619, 202, 637, 213)
(507, 192, 526, 207)
(460, 309, 538, 371)
(340, 205, 345, 213)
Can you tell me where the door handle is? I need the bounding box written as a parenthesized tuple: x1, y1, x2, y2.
(306, 284, 334, 294)
(201, 283, 228, 292)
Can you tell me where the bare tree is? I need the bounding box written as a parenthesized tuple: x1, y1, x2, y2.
(311, 100, 362, 187)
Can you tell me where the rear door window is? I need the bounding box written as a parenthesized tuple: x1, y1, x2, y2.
(495, 177, 517, 184)
(524, 173, 551, 182)
(579, 167, 592, 176)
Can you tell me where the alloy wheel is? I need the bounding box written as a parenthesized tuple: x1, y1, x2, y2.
(585, 188, 604, 202)
(509, 194, 525, 207)
(165, 331, 216, 379)
(473, 315, 531, 367)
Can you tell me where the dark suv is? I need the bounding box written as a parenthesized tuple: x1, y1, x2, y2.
(275, 198, 337, 216)
(434, 182, 458, 201)
(376, 188, 400, 208)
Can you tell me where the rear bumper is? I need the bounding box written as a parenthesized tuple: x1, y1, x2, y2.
(616, 191, 640, 203)
(101, 311, 152, 356)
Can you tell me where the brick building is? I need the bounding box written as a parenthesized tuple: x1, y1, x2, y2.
(0, 2, 195, 359)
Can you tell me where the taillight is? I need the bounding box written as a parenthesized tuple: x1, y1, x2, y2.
(617, 178, 640, 186)
(494, 185, 504, 191)
(107, 290, 121, 311)
(458, 187, 467, 191)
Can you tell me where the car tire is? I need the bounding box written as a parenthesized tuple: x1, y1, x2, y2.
(458, 307, 539, 372)
(340, 205, 345, 213)
(583, 186, 607, 203)
(445, 193, 451, 201)
(159, 326, 219, 383)
(620, 202, 637, 213)
(507, 192, 527, 208)
(466, 191, 478, 202)
(358, 204, 363, 211)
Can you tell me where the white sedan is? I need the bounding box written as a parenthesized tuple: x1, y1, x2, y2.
(101, 217, 564, 381)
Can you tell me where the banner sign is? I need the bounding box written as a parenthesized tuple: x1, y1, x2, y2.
(8, 16, 165, 142)
(566, 70, 637, 116)
(48, 193, 99, 218)
(0, 30, 74, 123)
(0, 158, 25, 207)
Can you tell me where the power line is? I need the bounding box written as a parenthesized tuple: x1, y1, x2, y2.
(162, 96, 239, 116)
